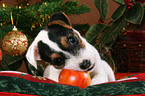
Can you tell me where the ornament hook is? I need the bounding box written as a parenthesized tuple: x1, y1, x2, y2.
(10, 12, 14, 26)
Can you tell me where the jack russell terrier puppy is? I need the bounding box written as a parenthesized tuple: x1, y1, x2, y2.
(26, 12, 115, 85)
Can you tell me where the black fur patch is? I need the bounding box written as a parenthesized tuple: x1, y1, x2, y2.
(38, 41, 66, 68)
(48, 26, 81, 55)
(46, 12, 84, 55)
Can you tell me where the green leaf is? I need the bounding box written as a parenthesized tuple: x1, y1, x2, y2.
(99, 18, 127, 48)
(113, 0, 125, 5)
(94, 0, 109, 20)
(36, 62, 44, 76)
(63, 1, 90, 15)
(125, 3, 144, 24)
(111, 5, 126, 21)
(0, 25, 14, 39)
(23, 58, 33, 75)
(85, 23, 106, 45)
(0, 55, 23, 70)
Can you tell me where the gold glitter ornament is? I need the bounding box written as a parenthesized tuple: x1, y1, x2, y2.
(2, 26, 28, 56)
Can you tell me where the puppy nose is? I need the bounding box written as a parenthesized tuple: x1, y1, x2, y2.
(79, 60, 91, 70)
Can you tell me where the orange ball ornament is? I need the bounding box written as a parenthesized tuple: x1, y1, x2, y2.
(59, 69, 91, 89)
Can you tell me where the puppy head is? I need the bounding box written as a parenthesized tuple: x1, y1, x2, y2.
(26, 12, 96, 71)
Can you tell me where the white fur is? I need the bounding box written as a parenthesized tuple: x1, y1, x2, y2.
(26, 29, 115, 85)
(26, 30, 71, 68)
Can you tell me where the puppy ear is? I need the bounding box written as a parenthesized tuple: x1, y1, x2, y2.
(26, 30, 48, 69)
(47, 12, 72, 29)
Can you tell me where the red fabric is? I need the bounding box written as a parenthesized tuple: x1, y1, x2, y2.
(0, 92, 38, 96)
(103, 73, 145, 85)
(0, 71, 58, 84)
(127, 31, 145, 41)
(115, 73, 142, 80)
(131, 73, 145, 80)
(1, 71, 145, 84)
(117, 94, 145, 96)
(0, 71, 145, 95)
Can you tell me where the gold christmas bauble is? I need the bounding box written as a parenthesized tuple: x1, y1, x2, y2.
(2, 27, 28, 56)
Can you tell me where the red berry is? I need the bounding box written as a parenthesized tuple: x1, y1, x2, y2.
(127, 3, 133, 9)
(124, 0, 130, 3)
(127, 6, 131, 9)
(128, 3, 133, 6)
(98, 18, 105, 23)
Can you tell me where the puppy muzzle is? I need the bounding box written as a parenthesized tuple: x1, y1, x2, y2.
(79, 60, 95, 71)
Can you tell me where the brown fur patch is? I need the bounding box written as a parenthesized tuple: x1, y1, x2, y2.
(62, 12, 72, 26)
(74, 32, 86, 48)
(37, 60, 50, 69)
(50, 53, 61, 60)
(48, 20, 72, 29)
(60, 32, 86, 49)
(60, 36, 68, 48)
(81, 40, 86, 48)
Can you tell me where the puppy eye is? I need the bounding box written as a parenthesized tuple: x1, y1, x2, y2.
(68, 36, 78, 45)
(53, 58, 63, 66)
